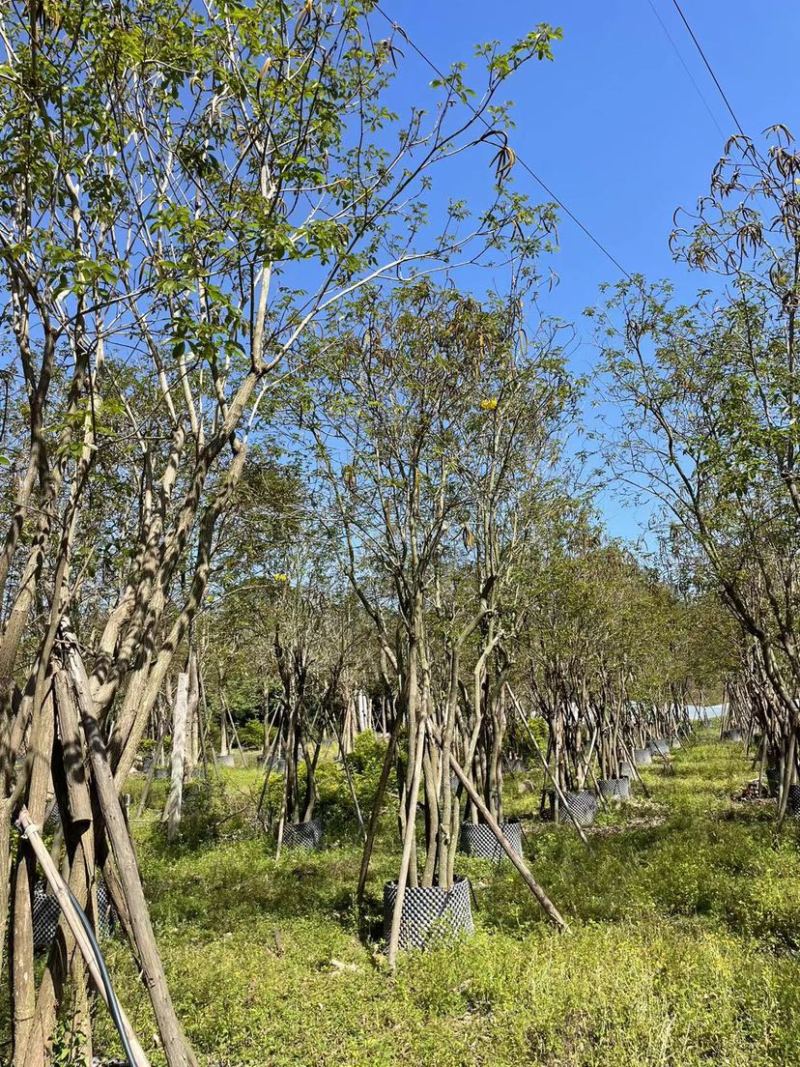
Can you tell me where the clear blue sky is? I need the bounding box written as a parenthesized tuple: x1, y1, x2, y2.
(379, 0, 800, 542)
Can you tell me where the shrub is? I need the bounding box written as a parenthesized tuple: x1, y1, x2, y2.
(236, 719, 266, 750)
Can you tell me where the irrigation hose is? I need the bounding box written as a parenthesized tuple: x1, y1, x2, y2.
(15, 809, 141, 1066)
(65, 885, 136, 1067)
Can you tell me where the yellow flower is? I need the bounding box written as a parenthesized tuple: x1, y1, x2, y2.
(480, 397, 498, 411)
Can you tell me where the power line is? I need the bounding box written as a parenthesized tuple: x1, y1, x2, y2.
(374, 3, 632, 281)
(668, 0, 747, 139)
(645, 0, 727, 140)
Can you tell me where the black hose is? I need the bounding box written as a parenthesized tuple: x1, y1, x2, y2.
(65, 886, 136, 1067)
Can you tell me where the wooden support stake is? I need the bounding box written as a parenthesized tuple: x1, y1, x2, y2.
(15, 808, 150, 1067)
(447, 748, 568, 932)
(356, 712, 401, 907)
(506, 686, 590, 847)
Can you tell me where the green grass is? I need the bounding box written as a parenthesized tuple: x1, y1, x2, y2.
(51, 731, 800, 1063)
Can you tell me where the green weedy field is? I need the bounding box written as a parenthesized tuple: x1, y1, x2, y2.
(64, 728, 800, 1067)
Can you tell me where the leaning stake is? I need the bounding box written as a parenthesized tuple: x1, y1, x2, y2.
(506, 684, 590, 846)
(447, 751, 568, 932)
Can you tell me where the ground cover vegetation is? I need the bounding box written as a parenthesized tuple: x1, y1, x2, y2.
(1, 1, 800, 1065)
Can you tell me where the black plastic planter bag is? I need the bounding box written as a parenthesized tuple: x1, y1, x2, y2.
(562, 790, 598, 827)
(459, 821, 522, 862)
(633, 747, 652, 767)
(766, 764, 781, 798)
(598, 777, 630, 801)
(383, 876, 474, 952)
(787, 783, 800, 817)
(33, 879, 116, 954)
(282, 816, 323, 850)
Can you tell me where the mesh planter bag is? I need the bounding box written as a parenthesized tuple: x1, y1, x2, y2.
(766, 764, 781, 798)
(459, 821, 522, 862)
(44, 803, 62, 831)
(33, 879, 116, 953)
(633, 747, 653, 767)
(383, 876, 474, 952)
(648, 739, 670, 757)
(619, 761, 634, 779)
(722, 729, 742, 742)
(787, 784, 800, 817)
(738, 779, 768, 801)
(562, 790, 597, 827)
(671, 738, 682, 750)
(282, 817, 323, 850)
(598, 777, 630, 801)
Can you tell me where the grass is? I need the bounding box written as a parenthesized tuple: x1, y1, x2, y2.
(43, 730, 800, 1063)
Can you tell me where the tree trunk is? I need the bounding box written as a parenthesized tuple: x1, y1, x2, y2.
(163, 673, 189, 843)
(64, 638, 198, 1067)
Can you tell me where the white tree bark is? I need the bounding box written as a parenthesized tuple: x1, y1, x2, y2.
(163, 673, 189, 843)
(185, 654, 200, 774)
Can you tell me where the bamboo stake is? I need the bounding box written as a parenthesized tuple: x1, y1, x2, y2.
(331, 718, 366, 841)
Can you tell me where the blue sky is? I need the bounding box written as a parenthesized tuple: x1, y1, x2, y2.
(378, 0, 800, 542)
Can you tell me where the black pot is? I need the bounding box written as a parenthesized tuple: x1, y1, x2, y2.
(383, 875, 474, 952)
(633, 747, 652, 767)
(33, 879, 116, 954)
(598, 777, 630, 801)
(459, 821, 522, 862)
(282, 817, 323, 851)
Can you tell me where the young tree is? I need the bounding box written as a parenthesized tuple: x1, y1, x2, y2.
(305, 276, 571, 955)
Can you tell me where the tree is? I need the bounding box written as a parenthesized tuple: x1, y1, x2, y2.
(305, 275, 571, 957)
(598, 126, 800, 815)
(0, 0, 562, 1059)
